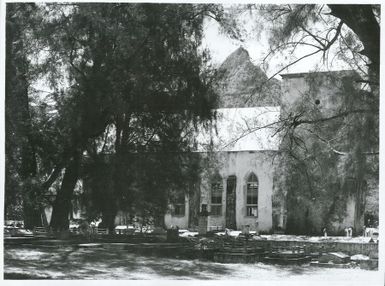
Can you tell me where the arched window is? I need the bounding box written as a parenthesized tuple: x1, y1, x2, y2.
(210, 175, 223, 216)
(246, 173, 258, 217)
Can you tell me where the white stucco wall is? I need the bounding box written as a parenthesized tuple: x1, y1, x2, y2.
(201, 151, 275, 232)
(162, 151, 275, 232)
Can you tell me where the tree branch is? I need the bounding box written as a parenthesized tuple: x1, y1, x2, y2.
(296, 109, 376, 125)
(42, 165, 63, 190)
(305, 128, 378, 156)
(220, 119, 283, 150)
(246, 49, 322, 105)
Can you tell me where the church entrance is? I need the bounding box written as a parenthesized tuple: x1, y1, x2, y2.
(225, 175, 237, 229)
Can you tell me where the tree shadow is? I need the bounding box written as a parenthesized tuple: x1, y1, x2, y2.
(4, 246, 325, 280)
(277, 264, 319, 275)
(117, 255, 234, 279)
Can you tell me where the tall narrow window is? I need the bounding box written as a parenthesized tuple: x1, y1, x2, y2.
(246, 173, 258, 217)
(210, 175, 223, 216)
(173, 195, 185, 216)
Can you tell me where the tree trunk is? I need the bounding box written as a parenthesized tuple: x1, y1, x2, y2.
(101, 210, 117, 234)
(328, 5, 380, 82)
(22, 189, 42, 230)
(6, 4, 43, 229)
(99, 120, 123, 234)
(154, 212, 166, 228)
(188, 181, 200, 228)
(50, 152, 81, 231)
(40, 206, 49, 228)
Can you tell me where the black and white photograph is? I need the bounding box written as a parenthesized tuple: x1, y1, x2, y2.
(1, 1, 383, 284)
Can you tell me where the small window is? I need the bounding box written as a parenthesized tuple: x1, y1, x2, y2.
(173, 195, 185, 216)
(211, 179, 223, 216)
(246, 173, 258, 217)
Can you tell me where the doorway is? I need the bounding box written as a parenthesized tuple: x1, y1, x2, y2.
(225, 175, 237, 229)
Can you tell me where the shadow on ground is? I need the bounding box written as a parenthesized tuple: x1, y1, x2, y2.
(3, 245, 375, 280)
(4, 246, 233, 279)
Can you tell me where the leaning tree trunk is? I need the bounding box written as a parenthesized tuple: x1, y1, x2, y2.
(20, 135, 40, 229)
(50, 152, 81, 231)
(6, 4, 42, 229)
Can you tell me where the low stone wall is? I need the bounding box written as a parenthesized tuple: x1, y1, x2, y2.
(249, 239, 378, 257)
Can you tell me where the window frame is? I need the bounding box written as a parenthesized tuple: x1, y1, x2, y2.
(246, 173, 258, 217)
(210, 179, 223, 216)
(172, 195, 186, 217)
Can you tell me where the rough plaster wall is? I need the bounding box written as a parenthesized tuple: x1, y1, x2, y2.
(281, 76, 307, 108)
(281, 72, 350, 115)
(331, 195, 356, 234)
(365, 179, 379, 218)
(280, 72, 364, 234)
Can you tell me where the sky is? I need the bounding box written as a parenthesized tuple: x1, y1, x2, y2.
(201, 7, 353, 79)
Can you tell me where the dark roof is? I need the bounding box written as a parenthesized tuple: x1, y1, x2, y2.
(280, 70, 357, 79)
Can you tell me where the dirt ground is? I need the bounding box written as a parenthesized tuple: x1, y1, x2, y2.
(3, 245, 382, 283)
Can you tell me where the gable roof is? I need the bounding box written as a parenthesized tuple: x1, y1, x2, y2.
(280, 70, 359, 79)
(196, 106, 281, 152)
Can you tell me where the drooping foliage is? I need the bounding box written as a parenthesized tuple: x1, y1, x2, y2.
(274, 72, 378, 234)
(255, 4, 379, 85)
(5, 3, 47, 228)
(225, 4, 381, 234)
(6, 3, 225, 230)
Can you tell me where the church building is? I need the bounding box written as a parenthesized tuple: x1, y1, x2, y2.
(164, 107, 280, 232)
(163, 47, 372, 234)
